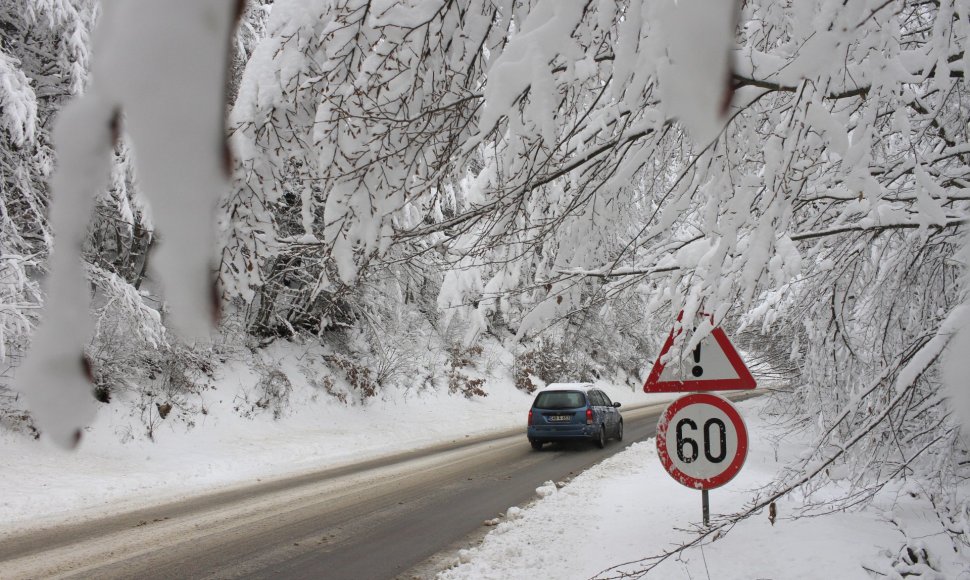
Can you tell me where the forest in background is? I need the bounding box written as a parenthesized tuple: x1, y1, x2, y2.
(2, 0, 970, 560)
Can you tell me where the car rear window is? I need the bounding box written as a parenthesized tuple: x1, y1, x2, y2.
(533, 391, 586, 410)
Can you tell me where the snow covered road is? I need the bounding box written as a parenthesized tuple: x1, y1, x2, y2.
(1, 397, 752, 579)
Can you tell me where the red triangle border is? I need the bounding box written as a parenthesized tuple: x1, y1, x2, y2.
(643, 316, 756, 393)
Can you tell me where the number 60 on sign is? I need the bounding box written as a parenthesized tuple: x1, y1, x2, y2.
(656, 393, 748, 490)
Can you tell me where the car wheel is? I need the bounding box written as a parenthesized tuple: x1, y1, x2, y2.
(595, 425, 606, 449)
(616, 419, 623, 442)
(530, 440, 543, 451)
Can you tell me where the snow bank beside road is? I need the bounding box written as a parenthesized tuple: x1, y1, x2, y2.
(441, 400, 968, 579)
(0, 347, 658, 533)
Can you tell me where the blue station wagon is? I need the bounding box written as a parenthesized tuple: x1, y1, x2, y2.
(527, 383, 623, 450)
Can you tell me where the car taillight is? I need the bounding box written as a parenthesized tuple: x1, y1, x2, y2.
(528, 409, 534, 425)
(586, 408, 593, 425)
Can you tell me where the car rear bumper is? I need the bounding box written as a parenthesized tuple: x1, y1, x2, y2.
(527, 425, 596, 441)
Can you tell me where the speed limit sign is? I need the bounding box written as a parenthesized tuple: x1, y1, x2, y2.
(656, 393, 747, 490)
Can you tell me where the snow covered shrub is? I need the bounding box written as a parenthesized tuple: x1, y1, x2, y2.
(129, 342, 213, 440)
(0, 239, 40, 375)
(83, 264, 215, 440)
(252, 365, 292, 420)
(0, 408, 38, 439)
(514, 339, 597, 393)
(305, 373, 347, 405)
(86, 264, 166, 402)
(405, 348, 445, 397)
(447, 344, 486, 398)
(865, 538, 948, 579)
(448, 344, 484, 368)
(446, 371, 481, 397)
(448, 371, 486, 399)
(0, 362, 37, 438)
(210, 299, 252, 362)
(247, 254, 359, 339)
(324, 354, 378, 403)
(569, 293, 657, 387)
(352, 267, 434, 390)
(512, 364, 538, 394)
(0, 248, 39, 433)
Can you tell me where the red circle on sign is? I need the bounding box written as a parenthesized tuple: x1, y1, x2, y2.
(656, 393, 748, 490)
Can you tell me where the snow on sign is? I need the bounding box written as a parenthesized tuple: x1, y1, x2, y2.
(643, 312, 755, 393)
(656, 393, 748, 490)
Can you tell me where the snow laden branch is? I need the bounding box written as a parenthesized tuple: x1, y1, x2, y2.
(221, 0, 970, 564)
(10, 0, 242, 449)
(594, 308, 967, 579)
(223, 0, 727, 342)
(0, 0, 98, 436)
(223, 0, 970, 411)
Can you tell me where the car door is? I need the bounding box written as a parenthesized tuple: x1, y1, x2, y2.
(591, 390, 613, 432)
(598, 390, 618, 432)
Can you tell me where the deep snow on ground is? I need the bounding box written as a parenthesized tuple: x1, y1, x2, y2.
(2, 342, 967, 579)
(0, 339, 657, 533)
(440, 399, 970, 580)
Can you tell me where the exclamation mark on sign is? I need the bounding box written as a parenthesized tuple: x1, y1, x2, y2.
(692, 343, 703, 377)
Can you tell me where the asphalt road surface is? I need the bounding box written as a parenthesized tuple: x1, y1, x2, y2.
(0, 392, 758, 580)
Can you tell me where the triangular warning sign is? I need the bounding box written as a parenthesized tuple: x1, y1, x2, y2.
(643, 313, 756, 393)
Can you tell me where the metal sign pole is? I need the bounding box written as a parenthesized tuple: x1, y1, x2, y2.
(702, 490, 710, 526)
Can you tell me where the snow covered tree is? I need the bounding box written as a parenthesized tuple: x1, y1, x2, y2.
(3, 1, 969, 562)
(0, 0, 99, 430)
(9, 0, 241, 448)
(222, 0, 970, 553)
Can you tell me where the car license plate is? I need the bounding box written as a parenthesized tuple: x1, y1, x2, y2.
(549, 415, 571, 422)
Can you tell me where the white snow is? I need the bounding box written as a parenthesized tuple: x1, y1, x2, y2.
(0, 345, 659, 532)
(16, 0, 236, 449)
(439, 399, 970, 580)
(654, 0, 735, 145)
(15, 94, 117, 450)
(2, 353, 968, 579)
(0, 51, 37, 147)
